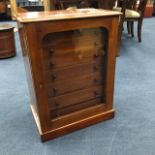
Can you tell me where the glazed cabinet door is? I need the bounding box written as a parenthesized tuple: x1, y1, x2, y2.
(40, 28, 108, 120)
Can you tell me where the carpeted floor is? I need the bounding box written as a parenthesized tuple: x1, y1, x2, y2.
(0, 18, 155, 155)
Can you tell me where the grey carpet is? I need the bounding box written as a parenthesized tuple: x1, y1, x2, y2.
(0, 18, 155, 155)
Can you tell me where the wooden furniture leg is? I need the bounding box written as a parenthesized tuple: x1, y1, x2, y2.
(137, 19, 142, 42)
(130, 21, 134, 37)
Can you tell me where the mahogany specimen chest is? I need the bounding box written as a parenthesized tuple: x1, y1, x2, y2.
(17, 9, 121, 142)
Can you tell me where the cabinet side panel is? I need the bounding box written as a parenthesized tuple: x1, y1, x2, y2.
(18, 23, 41, 126)
(104, 17, 119, 110)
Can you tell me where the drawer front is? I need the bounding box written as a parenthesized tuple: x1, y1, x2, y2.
(49, 86, 103, 110)
(42, 28, 105, 69)
(42, 28, 106, 48)
(50, 98, 103, 118)
(46, 60, 103, 82)
(48, 72, 103, 97)
(43, 38, 104, 57)
(41, 28, 107, 118)
(44, 47, 105, 69)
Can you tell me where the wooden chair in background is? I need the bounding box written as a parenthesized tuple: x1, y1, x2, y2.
(53, 0, 116, 10)
(125, 0, 147, 42)
(88, 0, 115, 9)
(114, 0, 147, 42)
(54, 0, 89, 9)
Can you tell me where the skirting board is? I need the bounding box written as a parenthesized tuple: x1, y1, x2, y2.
(34, 109, 115, 142)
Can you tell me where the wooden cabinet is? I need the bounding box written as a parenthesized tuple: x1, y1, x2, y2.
(17, 9, 121, 142)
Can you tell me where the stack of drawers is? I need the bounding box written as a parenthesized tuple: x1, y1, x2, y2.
(17, 9, 120, 141)
(42, 28, 107, 119)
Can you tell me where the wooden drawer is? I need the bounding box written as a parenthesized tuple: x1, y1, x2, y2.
(50, 98, 103, 118)
(43, 36, 104, 53)
(49, 86, 103, 110)
(42, 28, 106, 48)
(42, 28, 107, 117)
(42, 28, 106, 69)
(46, 59, 103, 82)
(44, 47, 105, 69)
(47, 72, 103, 97)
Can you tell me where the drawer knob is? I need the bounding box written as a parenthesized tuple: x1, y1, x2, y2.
(55, 102, 59, 107)
(94, 42, 98, 46)
(79, 31, 83, 36)
(94, 31, 99, 35)
(49, 49, 54, 54)
(53, 88, 58, 96)
(93, 66, 98, 71)
(93, 53, 98, 58)
(55, 102, 60, 117)
(52, 74, 57, 80)
(39, 84, 43, 89)
(49, 62, 55, 68)
(101, 50, 105, 56)
(94, 91, 100, 97)
(94, 78, 98, 84)
(78, 54, 83, 60)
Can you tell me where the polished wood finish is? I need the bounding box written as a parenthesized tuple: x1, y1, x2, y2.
(0, 24, 16, 58)
(9, 0, 116, 19)
(17, 9, 120, 142)
(16, 9, 121, 22)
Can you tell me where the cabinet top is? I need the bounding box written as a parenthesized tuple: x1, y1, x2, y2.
(16, 8, 121, 23)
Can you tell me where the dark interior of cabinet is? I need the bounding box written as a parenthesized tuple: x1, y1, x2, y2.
(41, 27, 108, 119)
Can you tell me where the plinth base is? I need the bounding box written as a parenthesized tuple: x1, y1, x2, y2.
(31, 105, 115, 142)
